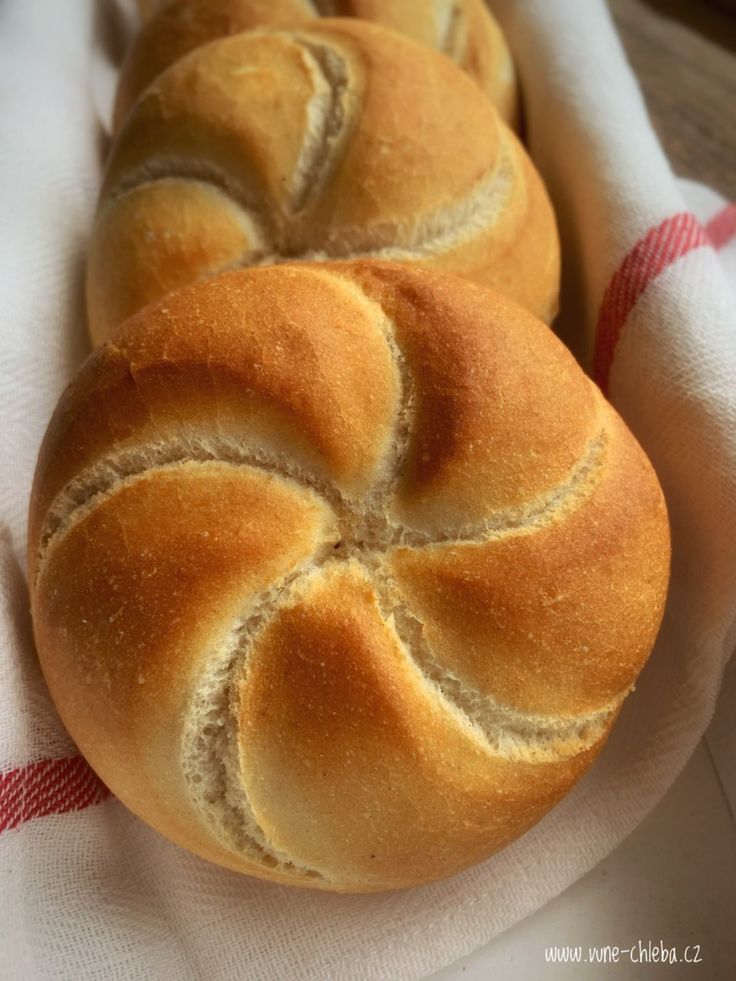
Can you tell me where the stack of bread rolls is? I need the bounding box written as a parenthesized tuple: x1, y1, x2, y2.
(120, 0, 519, 131)
(86, 9, 557, 342)
(29, 1, 670, 892)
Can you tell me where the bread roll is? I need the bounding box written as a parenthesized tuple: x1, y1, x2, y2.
(87, 20, 556, 345)
(31, 262, 670, 892)
(119, 0, 518, 132)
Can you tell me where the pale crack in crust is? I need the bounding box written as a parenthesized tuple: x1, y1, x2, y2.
(35, 437, 345, 579)
(307, 0, 338, 15)
(368, 567, 620, 764)
(288, 37, 351, 214)
(182, 555, 337, 882)
(102, 96, 516, 272)
(275, 145, 516, 262)
(103, 155, 516, 269)
(36, 421, 607, 579)
(106, 158, 275, 245)
(436, 0, 467, 63)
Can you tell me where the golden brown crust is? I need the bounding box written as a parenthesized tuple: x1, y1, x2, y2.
(34, 264, 401, 557)
(340, 262, 587, 530)
(88, 21, 555, 344)
(388, 404, 671, 718)
(33, 462, 338, 887)
(30, 263, 670, 891)
(116, 0, 518, 133)
(86, 179, 264, 337)
(410, 132, 561, 324)
(240, 562, 604, 890)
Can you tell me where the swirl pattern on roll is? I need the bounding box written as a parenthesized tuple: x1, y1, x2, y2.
(31, 263, 669, 891)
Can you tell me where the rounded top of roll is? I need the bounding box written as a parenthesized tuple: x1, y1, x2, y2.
(31, 263, 669, 891)
(87, 20, 557, 343)
(116, 0, 518, 132)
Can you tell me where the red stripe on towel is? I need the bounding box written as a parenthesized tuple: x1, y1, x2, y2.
(0, 755, 111, 833)
(593, 212, 707, 394)
(704, 203, 736, 251)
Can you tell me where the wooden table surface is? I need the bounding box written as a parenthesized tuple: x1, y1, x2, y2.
(608, 0, 736, 200)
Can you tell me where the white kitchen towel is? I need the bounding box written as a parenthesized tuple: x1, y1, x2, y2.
(1, 0, 734, 978)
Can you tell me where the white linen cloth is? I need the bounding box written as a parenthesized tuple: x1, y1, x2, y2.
(1, 0, 734, 977)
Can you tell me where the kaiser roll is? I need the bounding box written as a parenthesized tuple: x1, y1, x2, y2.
(30, 262, 670, 892)
(118, 0, 518, 132)
(86, 20, 558, 345)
